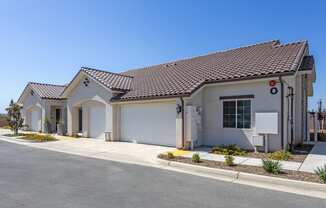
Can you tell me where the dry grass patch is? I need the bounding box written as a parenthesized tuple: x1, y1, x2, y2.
(22, 133, 58, 142)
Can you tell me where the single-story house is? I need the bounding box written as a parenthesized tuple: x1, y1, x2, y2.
(18, 40, 316, 151)
(17, 82, 67, 133)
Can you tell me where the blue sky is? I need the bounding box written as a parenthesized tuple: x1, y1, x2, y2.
(0, 0, 325, 113)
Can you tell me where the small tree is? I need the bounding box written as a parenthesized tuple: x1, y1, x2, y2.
(6, 100, 24, 135)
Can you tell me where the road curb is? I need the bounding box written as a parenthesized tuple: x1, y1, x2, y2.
(155, 158, 326, 199)
(156, 158, 238, 182)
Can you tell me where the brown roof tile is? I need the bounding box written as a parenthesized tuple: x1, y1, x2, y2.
(29, 82, 66, 99)
(79, 40, 309, 101)
(81, 67, 133, 91)
(115, 40, 308, 101)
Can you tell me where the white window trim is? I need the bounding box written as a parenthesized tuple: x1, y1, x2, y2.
(222, 98, 253, 129)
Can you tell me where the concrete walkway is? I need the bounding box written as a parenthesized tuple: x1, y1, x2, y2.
(300, 142, 326, 173)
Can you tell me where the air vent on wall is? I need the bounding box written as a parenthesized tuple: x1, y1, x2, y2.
(83, 78, 90, 87)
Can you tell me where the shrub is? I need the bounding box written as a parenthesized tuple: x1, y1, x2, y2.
(167, 152, 175, 159)
(211, 144, 246, 156)
(314, 165, 326, 183)
(262, 159, 282, 174)
(268, 151, 292, 161)
(22, 134, 57, 142)
(224, 155, 235, 166)
(192, 153, 201, 163)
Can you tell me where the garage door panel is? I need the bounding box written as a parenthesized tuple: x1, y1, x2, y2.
(30, 109, 41, 132)
(121, 103, 176, 146)
(89, 104, 106, 139)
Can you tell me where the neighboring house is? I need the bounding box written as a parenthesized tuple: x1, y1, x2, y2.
(18, 40, 316, 151)
(17, 82, 67, 133)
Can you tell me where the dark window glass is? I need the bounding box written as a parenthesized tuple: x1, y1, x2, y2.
(223, 101, 236, 128)
(223, 100, 251, 129)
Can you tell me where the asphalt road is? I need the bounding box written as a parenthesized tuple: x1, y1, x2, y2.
(0, 140, 325, 208)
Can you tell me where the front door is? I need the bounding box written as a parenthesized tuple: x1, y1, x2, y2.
(55, 109, 61, 132)
(78, 108, 83, 133)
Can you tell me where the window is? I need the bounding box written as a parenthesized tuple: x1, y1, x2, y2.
(223, 100, 251, 129)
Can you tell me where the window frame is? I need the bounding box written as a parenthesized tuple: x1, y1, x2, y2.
(222, 98, 252, 129)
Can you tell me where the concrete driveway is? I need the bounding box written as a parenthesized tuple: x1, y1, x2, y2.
(1, 140, 325, 208)
(0, 134, 175, 166)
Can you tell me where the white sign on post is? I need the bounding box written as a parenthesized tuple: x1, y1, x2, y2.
(255, 112, 278, 153)
(255, 112, 278, 135)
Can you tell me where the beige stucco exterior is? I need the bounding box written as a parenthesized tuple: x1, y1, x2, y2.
(19, 86, 66, 133)
(184, 72, 312, 151)
(20, 65, 313, 151)
(65, 73, 114, 138)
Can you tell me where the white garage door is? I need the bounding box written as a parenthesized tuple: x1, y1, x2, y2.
(89, 104, 106, 139)
(30, 109, 41, 132)
(121, 102, 176, 147)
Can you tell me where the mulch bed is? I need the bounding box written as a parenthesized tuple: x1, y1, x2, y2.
(159, 154, 324, 184)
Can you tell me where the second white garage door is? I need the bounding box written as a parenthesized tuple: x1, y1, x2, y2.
(30, 109, 41, 132)
(89, 104, 106, 139)
(120, 102, 176, 147)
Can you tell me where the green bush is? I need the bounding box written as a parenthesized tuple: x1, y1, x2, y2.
(211, 144, 246, 156)
(262, 159, 282, 174)
(314, 165, 326, 183)
(224, 155, 235, 166)
(23, 134, 57, 142)
(167, 152, 175, 159)
(268, 151, 292, 161)
(192, 153, 201, 163)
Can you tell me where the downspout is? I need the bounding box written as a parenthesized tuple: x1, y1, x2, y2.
(279, 76, 285, 150)
(288, 86, 295, 151)
(180, 97, 185, 149)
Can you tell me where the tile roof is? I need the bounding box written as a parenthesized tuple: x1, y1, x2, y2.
(113, 40, 308, 101)
(29, 82, 66, 99)
(75, 40, 310, 102)
(81, 67, 133, 91)
(299, 55, 314, 71)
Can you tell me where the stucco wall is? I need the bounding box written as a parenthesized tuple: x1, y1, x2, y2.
(66, 74, 114, 137)
(185, 74, 310, 151)
(21, 88, 44, 131)
(204, 80, 283, 151)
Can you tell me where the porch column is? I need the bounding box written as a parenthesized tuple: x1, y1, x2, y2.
(67, 105, 78, 136)
(111, 104, 120, 141)
(176, 98, 183, 149)
(42, 104, 51, 133)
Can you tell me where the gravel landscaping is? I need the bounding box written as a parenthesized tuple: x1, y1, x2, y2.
(158, 154, 324, 184)
(210, 144, 313, 163)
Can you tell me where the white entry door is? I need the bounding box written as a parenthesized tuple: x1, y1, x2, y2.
(30, 109, 41, 132)
(88, 104, 106, 139)
(120, 102, 176, 147)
